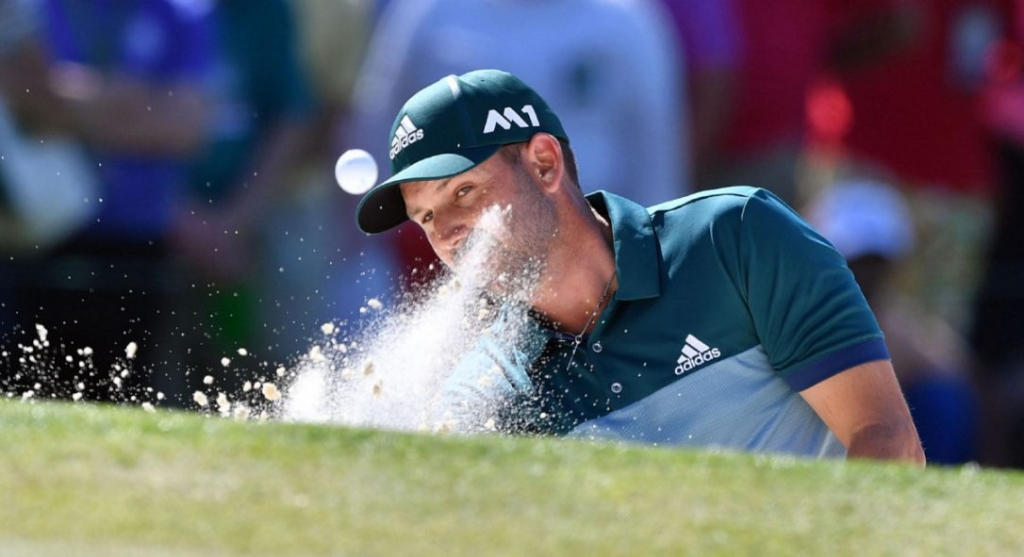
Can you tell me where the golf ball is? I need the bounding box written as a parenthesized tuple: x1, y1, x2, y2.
(334, 148, 378, 195)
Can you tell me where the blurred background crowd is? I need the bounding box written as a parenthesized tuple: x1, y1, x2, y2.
(1, 0, 1023, 469)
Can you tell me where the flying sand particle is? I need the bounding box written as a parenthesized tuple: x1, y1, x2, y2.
(216, 392, 231, 414)
(262, 382, 281, 401)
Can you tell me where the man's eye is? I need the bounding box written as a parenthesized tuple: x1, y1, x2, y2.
(422, 211, 433, 224)
(456, 185, 472, 197)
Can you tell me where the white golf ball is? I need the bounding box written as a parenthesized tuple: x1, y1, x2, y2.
(334, 148, 378, 195)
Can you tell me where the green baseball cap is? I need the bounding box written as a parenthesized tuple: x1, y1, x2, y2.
(355, 69, 568, 234)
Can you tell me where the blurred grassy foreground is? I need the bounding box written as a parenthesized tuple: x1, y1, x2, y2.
(1, 400, 1023, 557)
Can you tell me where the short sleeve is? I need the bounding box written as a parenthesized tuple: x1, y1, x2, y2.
(734, 188, 889, 390)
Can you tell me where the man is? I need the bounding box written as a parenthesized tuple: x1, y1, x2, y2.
(355, 69, 924, 464)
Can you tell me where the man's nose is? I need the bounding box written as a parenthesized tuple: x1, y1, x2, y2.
(431, 210, 469, 255)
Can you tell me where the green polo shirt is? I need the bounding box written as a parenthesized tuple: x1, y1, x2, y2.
(441, 187, 889, 458)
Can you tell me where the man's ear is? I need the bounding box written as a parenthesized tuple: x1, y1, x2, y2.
(525, 133, 564, 192)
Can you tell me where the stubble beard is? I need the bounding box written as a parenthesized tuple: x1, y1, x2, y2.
(451, 165, 557, 305)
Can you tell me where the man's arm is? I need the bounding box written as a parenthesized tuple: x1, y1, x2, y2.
(437, 332, 537, 434)
(800, 359, 925, 465)
(48, 63, 208, 156)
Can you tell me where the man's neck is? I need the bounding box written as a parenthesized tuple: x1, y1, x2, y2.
(529, 206, 616, 335)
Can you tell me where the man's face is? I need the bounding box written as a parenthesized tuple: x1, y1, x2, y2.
(400, 147, 558, 296)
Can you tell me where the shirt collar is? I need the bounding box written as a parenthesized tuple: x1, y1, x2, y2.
(585, 191, 661, 301)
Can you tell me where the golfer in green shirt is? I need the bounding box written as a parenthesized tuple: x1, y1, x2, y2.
(355, 69, 924, 464)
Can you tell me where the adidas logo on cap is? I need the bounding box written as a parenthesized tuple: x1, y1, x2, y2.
(390, 115, 424, 160)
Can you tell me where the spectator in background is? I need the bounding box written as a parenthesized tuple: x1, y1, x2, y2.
(803, 1, 1016, 466)
(0, 0, 80, 253)
(0, 0, 45, 347)
(1, 0, 213, 403)
(165, 0, 316, 405)
(0, 0, 65, 136)
(696, 0, 917, 205)
(346, 0, 688, 287)
(816, 0, 999, 338)
(807, 176, 981, 465)
(971, 0, 1024, 468)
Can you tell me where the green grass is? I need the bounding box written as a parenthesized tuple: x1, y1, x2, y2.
(1, 400, 1022, 556)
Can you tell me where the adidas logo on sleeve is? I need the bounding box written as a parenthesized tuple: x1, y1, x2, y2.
(674, 334, 721, 375)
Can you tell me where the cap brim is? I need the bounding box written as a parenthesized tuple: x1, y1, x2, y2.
(355, 145, 502, 234)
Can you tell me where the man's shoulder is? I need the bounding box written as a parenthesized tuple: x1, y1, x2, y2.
(591, 186, 767, 222)
(647, 185, 769, 221)
(593, 186, 789, 239)
(653, 185, 761, 208)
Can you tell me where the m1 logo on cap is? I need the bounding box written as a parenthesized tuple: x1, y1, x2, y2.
(483, 105, 541, 134)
